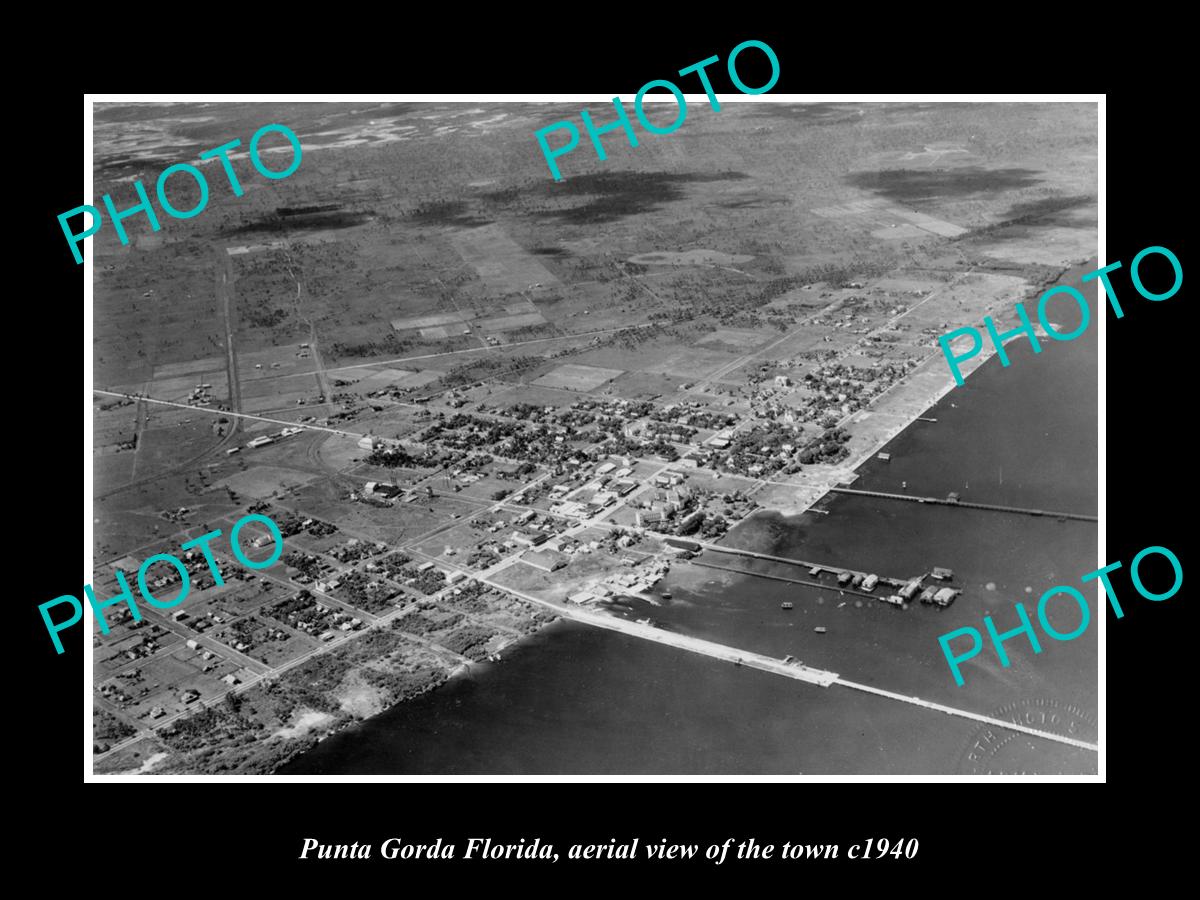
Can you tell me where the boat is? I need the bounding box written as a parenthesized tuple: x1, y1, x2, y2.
(814, 626, 827, 634)
(660, 591, 672, 600)
(837, 602, 847, 609)
(780, 601, 794, 610)
(733, 658, 743, 667)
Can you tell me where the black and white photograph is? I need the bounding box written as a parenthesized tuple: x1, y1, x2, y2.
(81, 94, 1101, 778)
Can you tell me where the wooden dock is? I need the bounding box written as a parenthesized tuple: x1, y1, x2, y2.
(700, 542, 913, 589)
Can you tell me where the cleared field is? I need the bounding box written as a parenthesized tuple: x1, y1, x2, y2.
(811, 197, 966, 237)
(638, 347, 741, 380)
(344, 368, 439, 393)
(153, 356, 226, 380)
(696, 328, 771, 352)
(628, 249, 753, 265)
(150, 372, 230, 403)
(391, 311, 466, 331)
(451, 223, 559, 292)
(216, 465, 319, 499)
(239, 346, 318, 382)
(242, 390, 316, 414)
(227, 241, 287, 255)
(531, 363, 624, 391)
(476, 311, 546, 332)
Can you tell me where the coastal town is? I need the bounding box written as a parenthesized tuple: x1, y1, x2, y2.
(90, 100, 1098, 775)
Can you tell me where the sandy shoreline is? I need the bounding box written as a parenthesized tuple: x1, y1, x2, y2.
(740, 258, 1094, 524)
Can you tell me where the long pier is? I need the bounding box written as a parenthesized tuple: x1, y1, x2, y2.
(832, 677, 1099, 752)
(829, 487, 1098, 522)
(480, 576, 840, 687)
(481, 577, 1098, 753)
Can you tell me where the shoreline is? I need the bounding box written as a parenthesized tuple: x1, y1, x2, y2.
(97, 612, 560, 776)
(735, 257, 1096, 524)
(268, 618, 561, 774)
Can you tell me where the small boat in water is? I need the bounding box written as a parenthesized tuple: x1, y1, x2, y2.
(781, 601, 794, 610)
(814, 626, 827, 634)
(660, 591, 672, 600)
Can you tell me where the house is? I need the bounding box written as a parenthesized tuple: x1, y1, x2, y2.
(358, 435, 379, 451)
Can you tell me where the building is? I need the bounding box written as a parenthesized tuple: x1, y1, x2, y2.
(636, 510, 663, 528)
(358, 434, 379, 451)
(523, 549, 568, 572)
(862, 574, 879, 592)
(774, 375, 791, 387)
(933, 587, 959, 607)
(663, 537, 700, 553)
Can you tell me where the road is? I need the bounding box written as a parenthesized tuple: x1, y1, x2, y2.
(92, 390, 364, 440)
(96, 250, 245, 501)
(281, 245, 335, 416)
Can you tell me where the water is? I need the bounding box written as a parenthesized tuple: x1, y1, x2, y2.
(281, 266, 1098, 775)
